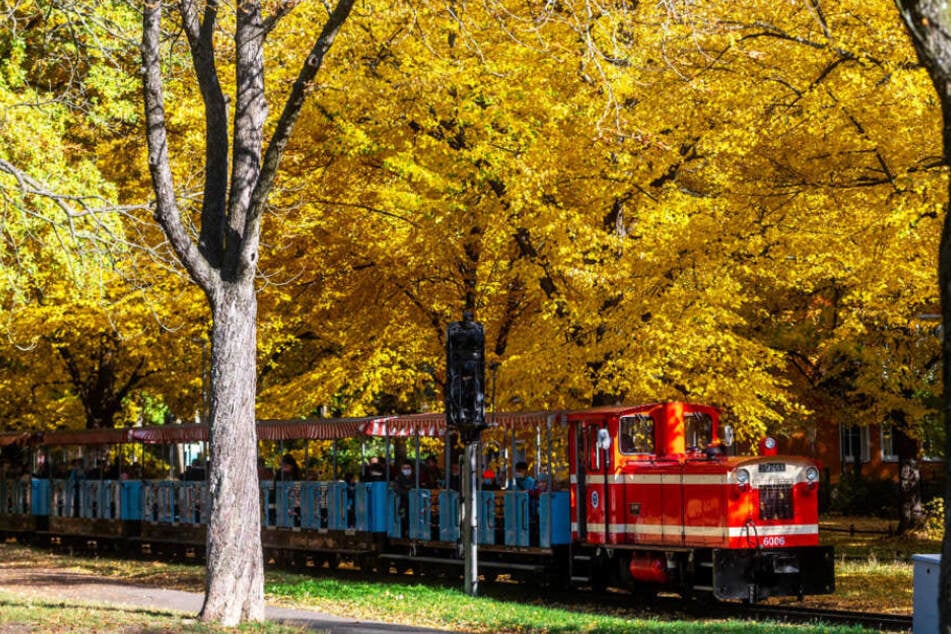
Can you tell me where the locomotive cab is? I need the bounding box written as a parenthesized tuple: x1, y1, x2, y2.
(568, 402, 834, 602)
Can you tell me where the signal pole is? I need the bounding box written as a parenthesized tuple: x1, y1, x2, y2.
(445, 311, 486, 597)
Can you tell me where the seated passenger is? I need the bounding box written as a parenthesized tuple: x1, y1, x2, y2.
(514, 461, 536, 492)
(620, 433, 635, 453)
(278, 454, 300, 481)
(481, 469, 499, 491)
(420, 455, 441, 488)
(366, 460, 386, 482)
(184, 458, 206, 481)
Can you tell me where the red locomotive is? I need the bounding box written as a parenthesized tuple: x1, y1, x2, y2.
(568, 402, 834, 600)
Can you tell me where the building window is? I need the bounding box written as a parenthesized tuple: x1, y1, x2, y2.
(841, 425, 869, 464)
(880, 425, 898, 463)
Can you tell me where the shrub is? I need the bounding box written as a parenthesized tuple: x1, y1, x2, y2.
(922, 497, 945, 540)
(828, 470, 899, 518)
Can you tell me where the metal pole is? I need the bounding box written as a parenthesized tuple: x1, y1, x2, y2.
(444, 433, 451, 489)
(546, 414, 554, 490)
(536, 424, 542, 479)
(509, 427, 516, 489)
(414, 430, 421, 490)
(463, 440, 479, 596)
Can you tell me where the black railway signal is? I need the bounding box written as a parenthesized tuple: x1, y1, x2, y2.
(445, 311, 486, 443)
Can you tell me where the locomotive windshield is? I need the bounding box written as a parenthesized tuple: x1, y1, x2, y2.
(618, 415, 654, 454)
(684, 413, 713, 450)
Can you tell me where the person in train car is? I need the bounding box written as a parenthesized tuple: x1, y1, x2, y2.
(481, 469, 499, 490)
(184, 458, 206, 481)
(278, 454, 301, 481)
(420, 455, 441, 488)
(393, 460, 415, 494)
(67, 458, 85, 517)
(365, 456, 387, 482)
(393, 460, 415, 535)
(513, 461, 536, 492)
(448, 461, 461, 491)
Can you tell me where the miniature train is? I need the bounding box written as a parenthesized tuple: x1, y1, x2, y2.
(0, 401, 834, 602)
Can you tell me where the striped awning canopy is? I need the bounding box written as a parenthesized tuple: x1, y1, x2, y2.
(363, 413, 446, 437)
(128, 424, 208, 444)
(0, 431, 34, 447)
(40, 427, 131, 446)
(362, 410, 563, 437)
(257, 418, 368, 441)
(488, 411, 563, 430)
(13, 410, 569, 446)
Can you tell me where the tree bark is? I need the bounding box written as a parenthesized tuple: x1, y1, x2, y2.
(895, 425, 925, 534)
(893, 4, 951, 633)
(200, 281, 264, 624)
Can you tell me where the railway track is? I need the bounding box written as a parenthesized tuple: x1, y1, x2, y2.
(724, 604, 913, 632)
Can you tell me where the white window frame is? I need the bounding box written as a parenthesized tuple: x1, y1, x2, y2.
(840, 424, 870, 464)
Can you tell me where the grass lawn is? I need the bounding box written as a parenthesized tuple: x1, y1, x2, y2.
(0, 517, 929, 633)
(263, 574, 874, 633)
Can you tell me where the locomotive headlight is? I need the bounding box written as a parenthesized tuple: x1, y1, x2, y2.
(735, 468, 750, 486)
(806, 466, 819, 483)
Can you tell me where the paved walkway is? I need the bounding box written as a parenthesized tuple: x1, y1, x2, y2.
(0, 568, 453, 633)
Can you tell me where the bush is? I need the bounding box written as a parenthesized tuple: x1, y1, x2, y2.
(828, 470, 899, 518)
(922, 497, 945, 540)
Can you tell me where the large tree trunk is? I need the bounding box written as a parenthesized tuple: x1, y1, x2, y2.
(200, 281, 264, 624)
(895, 425, 925, 534)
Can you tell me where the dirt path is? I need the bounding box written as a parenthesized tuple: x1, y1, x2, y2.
(0, 566, 450, 633)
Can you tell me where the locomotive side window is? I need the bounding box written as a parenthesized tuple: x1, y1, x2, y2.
(618, 415, 654, 454)
(684, 413, 712, 450)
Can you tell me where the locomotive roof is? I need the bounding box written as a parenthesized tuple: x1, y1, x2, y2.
(564, 401, 720, 420)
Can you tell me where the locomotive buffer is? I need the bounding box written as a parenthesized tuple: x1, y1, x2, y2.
(445, 311, 487, 597)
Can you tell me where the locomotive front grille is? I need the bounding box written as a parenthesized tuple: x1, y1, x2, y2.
(759, 483, 793, 520)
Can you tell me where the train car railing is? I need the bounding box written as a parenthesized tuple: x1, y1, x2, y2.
(477, 490, 497, 544)
(438, 490, 460, 542)
(178, 481, 210, 525)
(140, 480, 209, 525)
(1, 477, 31, 516)
(78, 480, 120, 519)
(538, 491, 570, 547)
(354, 481, 387, 532)
(408, 488, 432, 540)
(386, 488, 402, 538)
(32, 479, 50, 516)
(294, 481, 348, 530)
(504, 491, 531, 547)
(265, 480, 362, 531)
(50, 479, 80, 518)
(120, 481, 143, 521)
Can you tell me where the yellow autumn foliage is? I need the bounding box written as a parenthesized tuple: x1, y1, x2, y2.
(0, 0, 943, 447)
